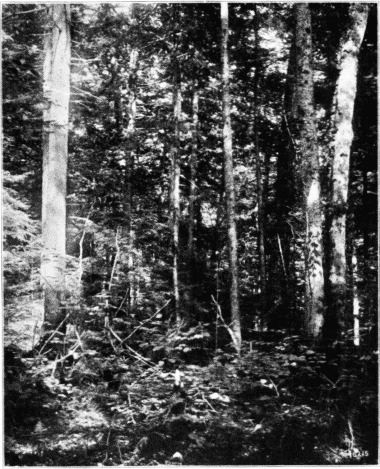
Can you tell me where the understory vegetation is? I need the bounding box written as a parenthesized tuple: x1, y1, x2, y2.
(5, 322, 378, 465)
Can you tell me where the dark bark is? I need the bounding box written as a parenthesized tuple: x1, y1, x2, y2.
(187, 82, 200, 317)
(253, 5, 266, 329)
(294, 4, 324, 337)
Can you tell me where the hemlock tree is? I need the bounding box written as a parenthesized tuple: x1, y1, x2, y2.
(327, 3, 369, 337)
(294, 4, 324, 337)
(221, 2, 241, 353)
(41, 4, 71, 331)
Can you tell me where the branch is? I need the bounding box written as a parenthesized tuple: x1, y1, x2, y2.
(38, 312, 71, 355)
(3, 7, 43, 23)
(109, 227, 121, 291)
(105, 326, 155, 367)
(119, 299, 171, 345)
(211, 295, 240, 354)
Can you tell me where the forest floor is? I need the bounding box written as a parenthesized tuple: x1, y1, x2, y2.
(4, 319, 378, 466)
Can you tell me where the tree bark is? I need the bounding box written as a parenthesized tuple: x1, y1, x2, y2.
(41, 4, 71, 330)
(221, 2, 241, 353)
(187, 81, 199, 317)
(253, 5, 266, 329)
(274, 38, 298, 330)
(124, 47, 139, 309)
(171, 11, 182, 326)
(294, 4, 324, 337)
(328, 3, 368, 338)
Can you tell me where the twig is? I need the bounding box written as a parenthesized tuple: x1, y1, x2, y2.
(3, 7, 43, 22)
(109, 227, 121, 291)
(118, 299, 171, 345)
(39, 312, 71, 355)
(267, 377, 280, 397)
(202, 394, 218, 413)
(74, 327, 84, 351)
(105, 326, 155, 367)
(277, 234, 287, 278)
(114, 288, 130, 317)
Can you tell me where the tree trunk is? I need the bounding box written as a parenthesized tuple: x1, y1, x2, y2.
(171, 27, 182, 326)
(272, 37, 298, 331)
(41, 4, 71, 331)
(187, 81, 199, 317)
(253, 5, 266, 329)
(327, 4, 368, 338)
(124, 47, 139, 310)
(294, 4, 324, 337)
(221, 2, 241, 353)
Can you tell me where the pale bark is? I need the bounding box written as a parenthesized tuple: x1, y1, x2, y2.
(41, 5, 71, 328)
(124, 47, 139, 309)
(329, 4, 368, 336)
(294, 4, 324, 337)
(171, 53, 181, 326)
(221, 2, 241, 353)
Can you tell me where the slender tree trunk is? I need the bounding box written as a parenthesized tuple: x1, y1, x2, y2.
(187, 81, 199, 317)
(171, 34, 182, 326)
(41, 4, 71, 331)
(124, 47, 139, 309)
(253, 5, 266, 329)
(327, 4, 368, 338)
(221, 2, 241, 353)
(274, 38, 297, 330)
(294, 4, 324, 337)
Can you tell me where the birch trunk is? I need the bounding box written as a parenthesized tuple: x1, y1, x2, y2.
(328, 4, 368, 337)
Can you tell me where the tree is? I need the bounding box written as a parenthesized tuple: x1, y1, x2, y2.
(221, 2, 241, 353)
(327, 4, 369, 338)
(124, 43, 139, 311)
(253, 5, 266, 328)
(187, 80, 200, 317)
(41, 5, 71, 331)
(294, 4, 324, 337)
(170, 5, 182, 326)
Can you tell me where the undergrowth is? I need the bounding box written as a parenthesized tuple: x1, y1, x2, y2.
(4, 327, 378, 466)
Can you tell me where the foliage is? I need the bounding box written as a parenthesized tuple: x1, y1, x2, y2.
(4, 331, 377, 465)
(3, 171, 40, 302)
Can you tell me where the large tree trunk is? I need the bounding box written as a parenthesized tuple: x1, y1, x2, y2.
(327, 4, 368, 338)
(41, 5, 71, 331)
(221, 2, 241, 353)
(294, 4, 324, 337)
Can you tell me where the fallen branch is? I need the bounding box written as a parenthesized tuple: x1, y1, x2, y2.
(105, 325, 155, 367)
(38, 312, 71, 355)
(211, 295, 240, 355)
(118, 299, 171, 346)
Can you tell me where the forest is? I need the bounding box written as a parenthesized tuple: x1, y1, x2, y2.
(3, 2, 378, 466)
